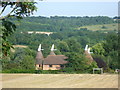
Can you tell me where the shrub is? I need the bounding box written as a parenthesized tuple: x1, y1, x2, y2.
(2, 69, 35, 73)
(101, 25, 107, 29)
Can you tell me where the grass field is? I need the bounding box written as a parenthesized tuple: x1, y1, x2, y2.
(13, 45, 28, 48)
(10, 45, 28, 52)
(77, 23, 118, 31)
(1, 74, 118, 88)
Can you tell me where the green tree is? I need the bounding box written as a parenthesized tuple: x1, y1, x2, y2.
(65, 52, 97, 73)
(65, 38, 83, 53)
(0, 2, 37, 56)
(92, 43, 105, 56)
(103, 33, 118, 69)
(2, 47, 35, 70)
(58, 41, 69, 53)
(20, 55, 35, 70)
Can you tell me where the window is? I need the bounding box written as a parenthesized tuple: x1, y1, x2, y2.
(49, 65, 52, 67)
(60, 65, 64, 68)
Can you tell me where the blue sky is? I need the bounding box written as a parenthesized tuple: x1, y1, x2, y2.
(0, 1, 118, 17)
(32, 2, 118, 17)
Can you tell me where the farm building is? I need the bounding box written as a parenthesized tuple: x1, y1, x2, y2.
(35, 44, 107, 70)
(35, 44, 68, 70)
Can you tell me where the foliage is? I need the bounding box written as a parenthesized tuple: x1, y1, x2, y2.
(2, 69, 35, 73)
(102, 33, 118, 69)
(92, 33, 118, 70)
(63, 53, 98, 73)
(0, 2, 37, 20)
(0, 2, 37, 56)
(1, 16, 118, 73)
(13, 16, 115, 32)
(101, 25, 107, 29)
(92, 43, 105, 56)
(2, 48, 35, 71)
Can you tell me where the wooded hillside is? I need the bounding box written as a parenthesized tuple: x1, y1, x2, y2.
(1, 16, 119, 73)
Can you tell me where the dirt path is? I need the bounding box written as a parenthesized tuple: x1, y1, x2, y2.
(1, 74, 118, 88)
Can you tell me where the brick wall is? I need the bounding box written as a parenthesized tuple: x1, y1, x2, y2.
(43, 65, 61, 70)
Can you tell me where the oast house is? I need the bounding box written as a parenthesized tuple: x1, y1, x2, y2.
(35, 44, 68, 70)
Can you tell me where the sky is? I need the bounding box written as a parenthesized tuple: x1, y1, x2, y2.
(0, 1, 119, 17)
(35, 0, 119, 2)
(32, 1, 118, 17)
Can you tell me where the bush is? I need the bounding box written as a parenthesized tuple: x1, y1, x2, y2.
(80, 28, 88, 31)
(104, 68, 115, 73)
(2, 69, 35, 73)
(101, 25, 107, 29)
(34, 70, 60, 74)
(60, 67, 75, 73)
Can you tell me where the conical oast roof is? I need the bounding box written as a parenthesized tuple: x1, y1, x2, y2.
(50, 51, 56, 55)
(85, 51, 94, 63)
(35, 51, 44, 64)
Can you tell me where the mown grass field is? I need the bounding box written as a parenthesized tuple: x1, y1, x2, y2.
(1, 74, 118, 88)
(77, 23, 118, 31)
(10, 45, 28, 52)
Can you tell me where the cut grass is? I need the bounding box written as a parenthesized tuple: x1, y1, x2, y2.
(13, 45, 28, 48)
(11, 45, 28, 52)
(2, 74, 118, 88)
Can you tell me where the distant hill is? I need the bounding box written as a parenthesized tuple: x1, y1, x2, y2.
(11, 16, 116, 32)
